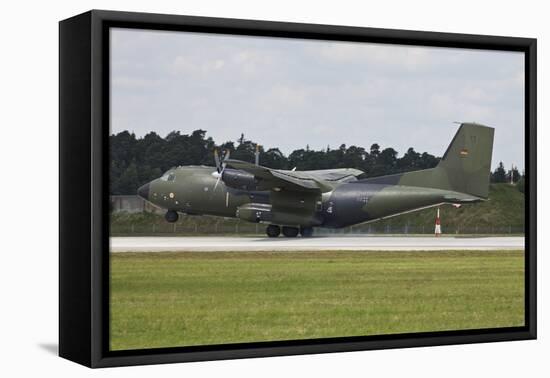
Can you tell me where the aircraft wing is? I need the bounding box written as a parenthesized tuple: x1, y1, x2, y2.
(305, 168, 364, 182)
(225, 159, 333, 192)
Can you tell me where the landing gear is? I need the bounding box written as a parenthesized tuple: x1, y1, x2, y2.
(300, 226, 314, 237)
(165, 210, 179, 223)
(266, 224, 281, 237)
(266, 225, 312, 238)
(282, 226, 299, 238)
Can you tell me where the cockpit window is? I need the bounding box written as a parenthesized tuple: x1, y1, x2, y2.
(160, 172, 176, 182)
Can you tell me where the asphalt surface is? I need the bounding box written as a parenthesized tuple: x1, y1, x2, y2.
(110, 236, 524, 252)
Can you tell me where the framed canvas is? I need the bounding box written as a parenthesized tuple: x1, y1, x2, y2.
(59, 10, 537, 368)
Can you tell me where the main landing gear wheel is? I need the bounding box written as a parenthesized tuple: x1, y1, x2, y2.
(300, 226, 314, 237)
(165, 210, 179, 223)
(266, 224, 281, 237)
(282, 226, 299, 238)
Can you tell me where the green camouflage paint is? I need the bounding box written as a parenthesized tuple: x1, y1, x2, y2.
(137, 123, 494, 231)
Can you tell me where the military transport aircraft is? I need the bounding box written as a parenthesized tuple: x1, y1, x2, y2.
(137, 123, 494, 237)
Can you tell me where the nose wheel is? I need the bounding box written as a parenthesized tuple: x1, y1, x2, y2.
(165, 210, 179, 223)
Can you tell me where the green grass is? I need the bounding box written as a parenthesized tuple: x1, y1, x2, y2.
(110, 250, 524, 351)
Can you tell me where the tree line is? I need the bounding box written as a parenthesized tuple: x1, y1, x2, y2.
(110, 129, 522, 195)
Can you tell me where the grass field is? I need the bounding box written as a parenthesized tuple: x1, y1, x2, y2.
(110, 250, 524, 351)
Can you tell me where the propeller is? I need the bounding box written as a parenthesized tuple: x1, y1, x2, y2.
(214, 149, 221, 173)
(213, 149, 230, 191)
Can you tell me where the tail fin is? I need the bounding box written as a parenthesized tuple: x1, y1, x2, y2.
(401, 123, 495, 198)
(436, 123, 494, 198)
(364, 123, 495, 199)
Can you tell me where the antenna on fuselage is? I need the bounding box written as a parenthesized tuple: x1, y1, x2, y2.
(255, 144, 260, 166)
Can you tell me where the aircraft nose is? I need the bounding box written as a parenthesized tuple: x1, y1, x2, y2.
(137, 183, 150, 199)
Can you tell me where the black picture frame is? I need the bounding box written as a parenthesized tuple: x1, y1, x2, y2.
(59, 9, 537, 368)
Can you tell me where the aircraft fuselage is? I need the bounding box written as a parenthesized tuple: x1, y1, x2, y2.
(137, 166, 478, 229)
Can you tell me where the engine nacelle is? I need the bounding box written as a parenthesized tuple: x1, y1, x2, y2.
(222, 169, 259, 191)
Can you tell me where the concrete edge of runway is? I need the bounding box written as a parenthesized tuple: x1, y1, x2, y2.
(110, 236, 525, 253)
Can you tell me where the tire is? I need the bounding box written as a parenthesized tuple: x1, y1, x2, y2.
(266, 224, 281, 237)
(300, 226, 314, 237)
(165, 210, 179, 223)
(282, 226, 299, 237)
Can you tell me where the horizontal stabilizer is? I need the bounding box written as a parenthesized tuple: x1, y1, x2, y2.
(361, 123, 495, 199)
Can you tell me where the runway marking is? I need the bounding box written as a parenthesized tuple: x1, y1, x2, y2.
(110, 236, 524, 252)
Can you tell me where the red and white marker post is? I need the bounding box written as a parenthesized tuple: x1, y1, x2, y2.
(434, 207, 442, 237)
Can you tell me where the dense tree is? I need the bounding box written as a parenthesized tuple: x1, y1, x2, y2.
(261, 148, 287, 169)
(116, 161, 139, 195)
(110, 129, 449, 194)
(342, 145, 367, 170)
(491, 162, 507, 183)
(419, 152, 440, 170)
(232, 136, 258, 163)
(397, 148, 420, 170)
(370, 143, 380, 157)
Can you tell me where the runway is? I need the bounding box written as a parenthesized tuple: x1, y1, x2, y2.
(110, 236, 524, 252)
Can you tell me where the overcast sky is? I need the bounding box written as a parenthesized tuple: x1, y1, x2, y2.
(111, 28, 525, 170)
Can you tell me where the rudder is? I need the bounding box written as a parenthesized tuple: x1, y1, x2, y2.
(435, 123, 494, 198)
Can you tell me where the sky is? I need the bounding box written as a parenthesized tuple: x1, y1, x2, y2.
(110, 28, 525, 171)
